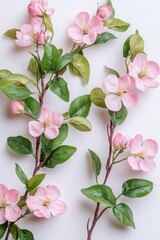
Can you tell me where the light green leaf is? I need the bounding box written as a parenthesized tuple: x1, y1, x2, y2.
(0, 69, 12, 78)
(81, 185, 116, 207)
(5, 73, 32, 85)
(4, 28, 19, 39)
(69, 53, 90, 84)
(15, 163, 28, 186)
(43, 13, 54, 33)
(0, 222, 8, 239)
(88, 149, 101, 177)
(0, 83, 31, 100)
(94, 32, 116, 45)
(7, 136, 33, 155)
(49, 77, 69, 102)
(122, 179, 153, 198)
(109, 105, 128, 125)
(69, 95, 91, 118)
(69, 116, 92, 132)
(28, 174, 46, 192)
(113, 203, 135, 228)
(105, 18, 130, 32)
(105, 66, 120, 78)
(90, 88, 106, 108)
(24, 97, 41, 119)
(129, 33, 144, 60)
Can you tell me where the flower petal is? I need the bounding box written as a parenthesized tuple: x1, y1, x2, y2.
(133, 53, 148, 69)
(26, 196, 43, 211)
(122, 92, 138, 108)
(118, 74, 135, 91)
(142, 139, 158, 157)
(28, 121, 44, 137)
(75, 12, 90, 29)
(68, 26, 83, 43)
(139, 159, 156, 172)
(5, 205, 21, 222)
(5, 189, 20, 204)
(44, 127, 59, 140)
(127, 156, 141, 171)
(103, 74, 119, 93)
(51, 112, 63, 128)
(130, 134, 143, 153)
(33, 207, 51, 218)
(20, 24, 33, 35)
(135, 78, 147, 91)
(105, 94, 122, 111)
(88, 15, 105, 34)
(49, 200, 67, 216)
(83, 31, 97, 45)
(146, 61, 160, 78)
(0, 209, 6, 224)
(39, 105, 51, 123)
(0, 184, 7, 199)
(46, 186, 60, 200)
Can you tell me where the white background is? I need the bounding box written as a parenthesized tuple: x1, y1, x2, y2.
(0, 0, 160, 239)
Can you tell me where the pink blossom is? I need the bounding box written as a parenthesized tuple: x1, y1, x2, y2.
(97, 5, 112, 21)
(37, 30, 47, 44)
(28, 106, 63, 139)
(128, 53, 160, 91)
(9, 100, 24, 114)
(28, 0, 54, 18)
(0, 184, 21, 224)
(26, 186, 67, 218)
(104, 74, 138, 111)
(15, 24, 34, 47)
(68, 12, 105, 45)
(113, 133, 131, 150)
(128, 134, 158, 172)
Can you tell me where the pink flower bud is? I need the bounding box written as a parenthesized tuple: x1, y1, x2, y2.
(37, 30, 47, 44)
(9, 100, 24, 114)
(113, 133, 131, 150)
(97, 5, 112, 21)
(28, 0, 54, 18)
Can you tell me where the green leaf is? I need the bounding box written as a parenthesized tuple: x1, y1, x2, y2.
(0, 83, 31, 100)
(69, 116, 92, 132)
(11, 224, 19, 240)
(88, 149, 101, 177)
(45, 145, 76, 168)
(4, 73, 32, 85)
(109, 105, 128, 125)
(113, 203, 135, 228)
(129, 33, 144, 61)
(43, 13, 54, 33)
(123, 36, 131, 58)
(19, 229, 34, 240)
(81, 185, 116, 207)
(28, 174, 46, 192)
(41, 44, 60, 73)
(0, 222, 8, 239)
(105, 18, 130, 32)
(107, 0, 115, 18)
(15, 163, 28, 185)
(122, 179, 153, 198)
(28, 57, 41, 81)
(0, 69, 12, 79)
(94, 32, 116, 45)
(90, 88, 106, 108)
(49, 77, 69, 102)
(69, 95, 91, 118)
(4, 28, 19, 39)
(7, 136, 33, 155)
(24, 97, 41, 119)
(69, 53, 90, 84)
(105, 66, 120, 78)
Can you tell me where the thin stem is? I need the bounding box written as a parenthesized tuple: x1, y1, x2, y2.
(4, 223, 13, 240)
(113, 157, 127, 164)
(97, 207, 109, 221)
(87, 203, 100, 240)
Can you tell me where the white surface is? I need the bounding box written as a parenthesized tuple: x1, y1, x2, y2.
(0, 0, 160, 239)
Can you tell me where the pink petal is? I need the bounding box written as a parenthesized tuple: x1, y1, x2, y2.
(5, 205, 21, 222)
(33, 206, 51, 218)
(133, 53, 148, 69)
(0, 209, 6, 224)
(45, 8, 54, 15)
(28, 121, 44, 137)
(68, 26, 83, 43)
(46, 186, 60, 200)
(142, 79, 159, 88)
(15, 35, 34, 47)
(130, 134, 143, 153)
(51, 112, 63, 128)
(135, 78, 147, 91)
(127, 156, 141, 171)
(118, 74, 135, 91)
(35, 186, 47, 198)
(5, 189, 20, 204)
(104, 74, 119, 93)
(139, 159, 156, 172)
(0, 184, 7, 199)
(88, 15, 105, 34)
(146, 61, 160, 78)
(49, 200, 67, 216)
(26, 196, 43, 211)
(122, 92, 138, 108)
(142, 139, 158, 157)
(20, 24, 33, 35)
(105, 94, 122, 112)
(39, 105, 51, 123)
(44, 126, 59, 140)
(75, 12, 90, 29)
(83, 31, 97, 45)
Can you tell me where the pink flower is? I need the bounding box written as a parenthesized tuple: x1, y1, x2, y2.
(97, 5, 112, 21)
(68, 12, 105, 45)
(37, 30, 47, 44)
(15, 24, 34, 47)
(26, 186, 67, 218)
(0, 184, 21, 224)
(113, 133, 131, 150)
(28, 0, 54, 18)
(104, 74, 138, 111)
(9, 100, 24, 114)
(128, 53, 160, 91)
(128, 134, 158, 172)
(28, 106, 63, 139)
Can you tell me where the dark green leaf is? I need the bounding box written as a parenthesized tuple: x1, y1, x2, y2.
(19, 229, 34, 240)
(90, 88, 106, 108)
(0, 83, 31, 100)
(41, 44, 60, 73)
(109, 105, 128, 125)
(11, 224, 19, 240)
(94, 32, 116, 45)
(7, 136, 33, 155)
(113, 203, 135, 228)
(105, 66, 120, 78)
(15, 163, 28, 185)
(4, 28, 19, 39)
(69, 116, 92, 132)
(107, 0, 115, 18)
(49, 77, 69, 102)
(122, 179, 153, 198)
(43, 13, 54, 33)
(24, 97, 41, 119)
(105, 18, 130, 32)
(123, 36, 131, 58)
(28, 56, 41, 81)
(88, 149, 101, 177)
(69, 95, 91, 118)
(27, 174, 46, 192)
(0, 222, 8, 239)
(45, 145, 76, 168)
(81, 185, 116, 207)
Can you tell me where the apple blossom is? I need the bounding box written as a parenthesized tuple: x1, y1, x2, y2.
(113, 133, 131, 150)
(128, 134, 158, 172)
(68, 11, 105, 45)
(104, 74, 138, 111)
(9, 100, 24, 114)
(26, 186, 67, 218)
(28, 0, 54, 18)
(128, 53, 160, 91)
(97, 5, 112, 21)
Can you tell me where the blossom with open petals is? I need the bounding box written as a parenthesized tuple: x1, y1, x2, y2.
(128, 134, 158, 172)
(68, 11, 105, 45)
(26, 186, 67, 218)
(29, 106, 63, 139)
(104, 74, 138, 111)
(128, 53, 160, 91)
(113, 133, 131, 150)
(28, 0, 54, 18)
(97, 5, 112, 21)
(0, 184, 21, 224)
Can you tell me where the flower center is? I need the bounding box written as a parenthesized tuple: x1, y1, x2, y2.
(43, 197, 53, 207)
(83, 27, 89, 34)
(0, 198, 7, 208)
(43, 118, 51, 127)
(133, 152, 145, 159)
(138, 67, 148, 78)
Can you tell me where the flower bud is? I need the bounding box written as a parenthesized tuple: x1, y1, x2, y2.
(97, 5, 112, 21)
(113, 133, 131, 150)
(9, 100, 24, 114)
(28, 0, 54, 18)
(37, 30, 47, 44)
